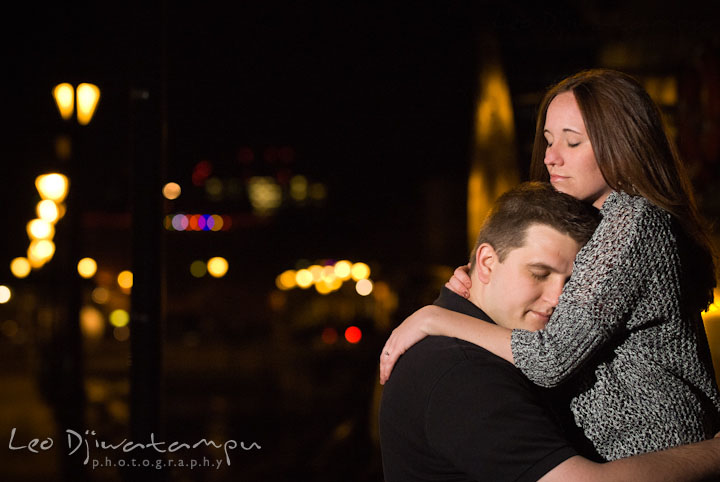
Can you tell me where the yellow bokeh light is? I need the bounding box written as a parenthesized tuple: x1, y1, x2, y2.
(27, 219, 55, 240)
(35, 173, 69, 203)
(0, 285, 11, 304)
(52, 83, 74, 120)
(351, 262, 371, 281)
(28, 239, 56, 263)
(162, 182, 182, 200)
(356, 279, 373, 296)
(76, 83, 100, 126)
(334, 260, 352, 280)
(207, 257, 229, 278)
(109, 309, 130, 327)
(329, 277, 343, 291)
(26, 250, 46, 269)
(36, 200, 60, 223)
(276, 270, 297, 290)
(321, 265, 336, 282)
(296, 269, 313, 289)
(315, 280, 332, 295)
(77, 258, 97, 279)
(117, 270, 133, 290)
(308, 265, 323, 282)
(10, 258, 32, 279)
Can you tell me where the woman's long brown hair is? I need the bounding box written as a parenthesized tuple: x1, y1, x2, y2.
(529, 69, 716, 308)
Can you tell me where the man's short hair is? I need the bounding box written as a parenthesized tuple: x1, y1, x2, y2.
(469, 182, 601, 269)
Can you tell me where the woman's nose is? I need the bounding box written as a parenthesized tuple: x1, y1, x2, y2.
(544, 145, 562, 166)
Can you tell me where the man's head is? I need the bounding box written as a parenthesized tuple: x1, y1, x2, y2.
(467, 182, 600, 331)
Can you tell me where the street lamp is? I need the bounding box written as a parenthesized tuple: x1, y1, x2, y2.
(53, 82, 100, 126)
(48, 81, 99, 482)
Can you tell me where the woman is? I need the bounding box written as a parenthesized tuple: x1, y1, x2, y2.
(379, 69, 720, 461)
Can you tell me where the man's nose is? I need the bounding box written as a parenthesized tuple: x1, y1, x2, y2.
(544, 281, 563, 307)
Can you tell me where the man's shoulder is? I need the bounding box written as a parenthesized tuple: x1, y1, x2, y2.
(393, 335, 521, 388)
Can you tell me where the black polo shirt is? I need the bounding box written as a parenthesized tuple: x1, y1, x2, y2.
(379, 288, 578, 481)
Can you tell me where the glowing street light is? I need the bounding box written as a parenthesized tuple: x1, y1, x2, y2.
(27, 219, 55, 240)
(53, 82, 100, 126)
(53, 83, 74, 120)
(37, 200, 61, 223)
(36, 173, 69, 203)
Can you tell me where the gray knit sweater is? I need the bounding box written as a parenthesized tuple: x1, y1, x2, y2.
(511, 190, 720, 461)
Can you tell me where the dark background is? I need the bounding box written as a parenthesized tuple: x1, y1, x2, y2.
(1, 1, 719, 481)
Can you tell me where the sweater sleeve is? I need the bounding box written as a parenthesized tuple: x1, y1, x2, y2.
(511, 193, 675, 387)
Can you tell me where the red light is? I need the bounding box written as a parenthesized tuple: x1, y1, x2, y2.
(188, 214, 201, 231)
(238, 147, 254, 164)
(321, 327, 338, 344)
(194, 160, 213, 176)
(345, 326, 362, 344)
(278, 147, 295, 163)
(192, 160, 213, 186)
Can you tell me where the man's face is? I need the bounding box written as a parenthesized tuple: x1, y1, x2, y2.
(476, 224, 580, 331)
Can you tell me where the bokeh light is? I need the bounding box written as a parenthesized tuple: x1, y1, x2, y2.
(356, 279, 373, 296)
(80, 306, 105, 339)
(28, 240, 56, 264)
(162, 182, 182, 200)
(321, 327, 338, 344)
(0, 286, 11, 304)
(77, 257, 97, 279)
(351, 262, 371, 281)
(207, 257, 229, 278)
(172, 214, 189, 231)
(295, 269, 313, 289)
(289, 175, 308, 201)
(190, 260, 207, 278)
(76, 83, 100, 126)
(109, 309, 130, 327)
(10, 258, 31, 279)
(114, 326, 130, 342)
(345, 326, 362, 344)
(117, 271, 133, 291)
(35, 173, 69, 202)
(53, 83, 74, 120)
(308, 265, 323, 282)
(248, 176, 282, 215)
(315, 280, 332, 295)
(36, 200, 60, 223)
(276, 270, 297, 290)
(27, 219, 54, 240)
(91, 287, 110, 304)
(334, 260, 352, 280)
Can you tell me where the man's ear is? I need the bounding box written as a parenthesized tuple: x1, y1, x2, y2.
(474, 243, 497, 285)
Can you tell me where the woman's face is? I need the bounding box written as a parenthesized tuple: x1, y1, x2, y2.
(543, 91, 612, 209)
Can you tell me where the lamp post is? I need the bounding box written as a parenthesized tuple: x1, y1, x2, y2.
(50, 81, 99, 481)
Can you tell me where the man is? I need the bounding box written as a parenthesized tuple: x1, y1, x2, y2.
(379, 182, 720, 481)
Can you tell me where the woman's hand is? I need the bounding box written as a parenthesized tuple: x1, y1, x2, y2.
(379, 305, 441, 385)
(445, 263, 472, 299)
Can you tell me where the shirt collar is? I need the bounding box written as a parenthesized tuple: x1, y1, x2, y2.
(433, 287, 496, 325)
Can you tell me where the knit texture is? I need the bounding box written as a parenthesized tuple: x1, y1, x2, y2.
(511, 190, 720, 461)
